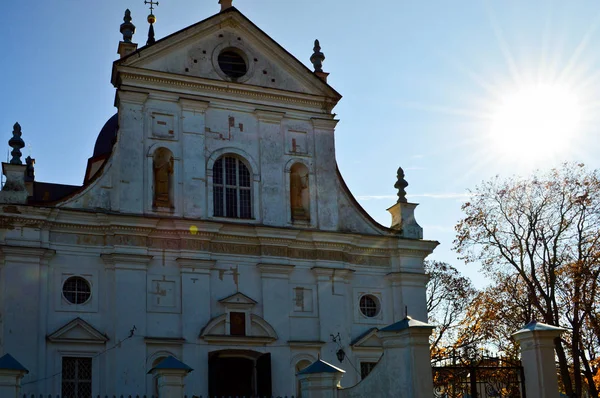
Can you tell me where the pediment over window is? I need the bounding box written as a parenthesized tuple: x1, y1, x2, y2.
(218, 292, 257, 308)
(200, 313, 277, 345)
(350, 327, 382, 350)
(47, 318, 109, 344)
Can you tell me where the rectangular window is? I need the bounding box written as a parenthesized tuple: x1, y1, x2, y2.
(360, 362, 377, 380)
(230, 312, 246, 336)
(62, 357, 92, 398)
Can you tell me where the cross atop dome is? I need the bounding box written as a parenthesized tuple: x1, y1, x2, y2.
(144, 0, 159, 45)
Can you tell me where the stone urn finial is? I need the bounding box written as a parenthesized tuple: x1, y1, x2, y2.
(310, 39, 325, 73)
(394, 167, 408, 203)
(8, 123, 25, 165)
(120, 9, 136, 43)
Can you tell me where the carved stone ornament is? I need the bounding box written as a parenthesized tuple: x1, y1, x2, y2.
(310, 40, 325, 73)
(394, 167, 408, 203)
(8, 123, 25, 165)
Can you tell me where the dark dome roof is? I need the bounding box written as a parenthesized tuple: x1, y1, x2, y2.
(93, 113, 118, 158)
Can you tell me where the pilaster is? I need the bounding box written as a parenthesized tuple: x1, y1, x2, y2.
(101, 253, 152, 396)
(311, 118, 339, 231)
(115, 90, 149, 214)
(255, 109, 286, 226)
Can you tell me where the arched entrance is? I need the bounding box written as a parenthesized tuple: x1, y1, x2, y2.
(208, 350, 272, 397)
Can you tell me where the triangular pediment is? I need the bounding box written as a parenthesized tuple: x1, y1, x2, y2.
(350, 327, 382, 349)
(114, 8, 341, 101)
(219, 292, 257, 306)
(47, 318, 109, 344)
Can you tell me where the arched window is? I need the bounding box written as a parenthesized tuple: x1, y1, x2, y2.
(213, 155, 252, 218)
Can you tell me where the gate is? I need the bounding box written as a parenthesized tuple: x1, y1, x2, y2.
(432, 350, 526, 398)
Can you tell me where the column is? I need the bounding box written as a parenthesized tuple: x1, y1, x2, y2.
(0, 353, 29, 398)
(297, 359, 345, 398)
(512, 321, 568, 398)
(311, 118, 339, 231)
(177, 258, 214, 396)
(384, 272, 404, 323)
(179, 99, 209, 219)
(115, 90, 149, 213)
(0, 246, 54, 391)
(258, 263, 294, 393)
(102, 253, 152, 396)
(148, 356, 193, 398)
(255, 110, 285, 225)
(312, 267, 352, 364)
(374, 317, 434, 397)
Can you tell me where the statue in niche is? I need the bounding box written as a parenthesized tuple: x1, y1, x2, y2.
(290, 163, 310, 221)
(153, 148, 174, 208)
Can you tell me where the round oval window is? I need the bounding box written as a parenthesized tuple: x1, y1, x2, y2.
(218, 50, 247, 78)
(359, 295, 380, 318)
(62, 276, 91, 304)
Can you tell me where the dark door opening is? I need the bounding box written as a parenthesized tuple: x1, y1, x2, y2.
(208, 350, 272, 397)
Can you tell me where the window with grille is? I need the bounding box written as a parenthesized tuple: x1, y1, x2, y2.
(218, 49, 247, 78)
(360, 361, 377, 380)
(62, 276, 91, 305)
(359, 295, 380, 318)
(213, 156, 252, 219)
(62, 357, 92, 398)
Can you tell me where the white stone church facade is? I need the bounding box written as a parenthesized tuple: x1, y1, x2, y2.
(0, 2, 437, 397)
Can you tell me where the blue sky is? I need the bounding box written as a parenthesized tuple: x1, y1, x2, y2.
(2, 1, 600, 287)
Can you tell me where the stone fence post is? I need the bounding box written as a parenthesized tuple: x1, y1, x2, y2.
(148, 356, 193, 398)
(297, 359, 345, 398)
(0, 353, 29, 398)
(513, 321, 568, 398)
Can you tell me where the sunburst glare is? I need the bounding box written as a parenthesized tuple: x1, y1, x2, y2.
(489, 84, 581, 162)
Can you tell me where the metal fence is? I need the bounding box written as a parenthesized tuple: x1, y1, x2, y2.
(22, 395, 296, 398)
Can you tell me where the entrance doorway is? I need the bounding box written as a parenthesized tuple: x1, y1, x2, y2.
(208, 350, 272, 397)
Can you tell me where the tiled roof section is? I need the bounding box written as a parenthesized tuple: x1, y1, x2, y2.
(30, 181, 81, 203)
(379, 316, 434, 332)
(147, 356, 193, 374)
(0, 353, 29, 372)
(298, 359, 345, 375)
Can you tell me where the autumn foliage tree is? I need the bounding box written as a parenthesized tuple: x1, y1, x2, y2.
(454, 163, 600, 397)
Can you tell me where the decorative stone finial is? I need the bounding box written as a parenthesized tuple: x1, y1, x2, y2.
(120, 9, 136, 43)
(219, 0, 233, 11)
(394, 167, 408, 203)
(310, 40, 325, 73)
(9, 123, 25, 165)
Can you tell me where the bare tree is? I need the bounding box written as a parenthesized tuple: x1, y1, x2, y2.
(454, 163, 600, 397)
(426, 260, 476, 356)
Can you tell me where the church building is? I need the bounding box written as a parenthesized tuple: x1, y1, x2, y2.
(0, 1, 437, 396)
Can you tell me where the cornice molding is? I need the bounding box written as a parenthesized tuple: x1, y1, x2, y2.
(118, 70, 329, 111)
(311, 118, 339, 130)
(116, 90, 149, 105)
(101, 253, 153, 268)
(0, 246, 55, 265)
(179, 98, 210, 113)
(254, 109, 285, 123)
(257, 263, 295, 277)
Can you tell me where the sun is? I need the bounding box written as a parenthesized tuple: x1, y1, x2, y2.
(489, 84, 581, 162)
